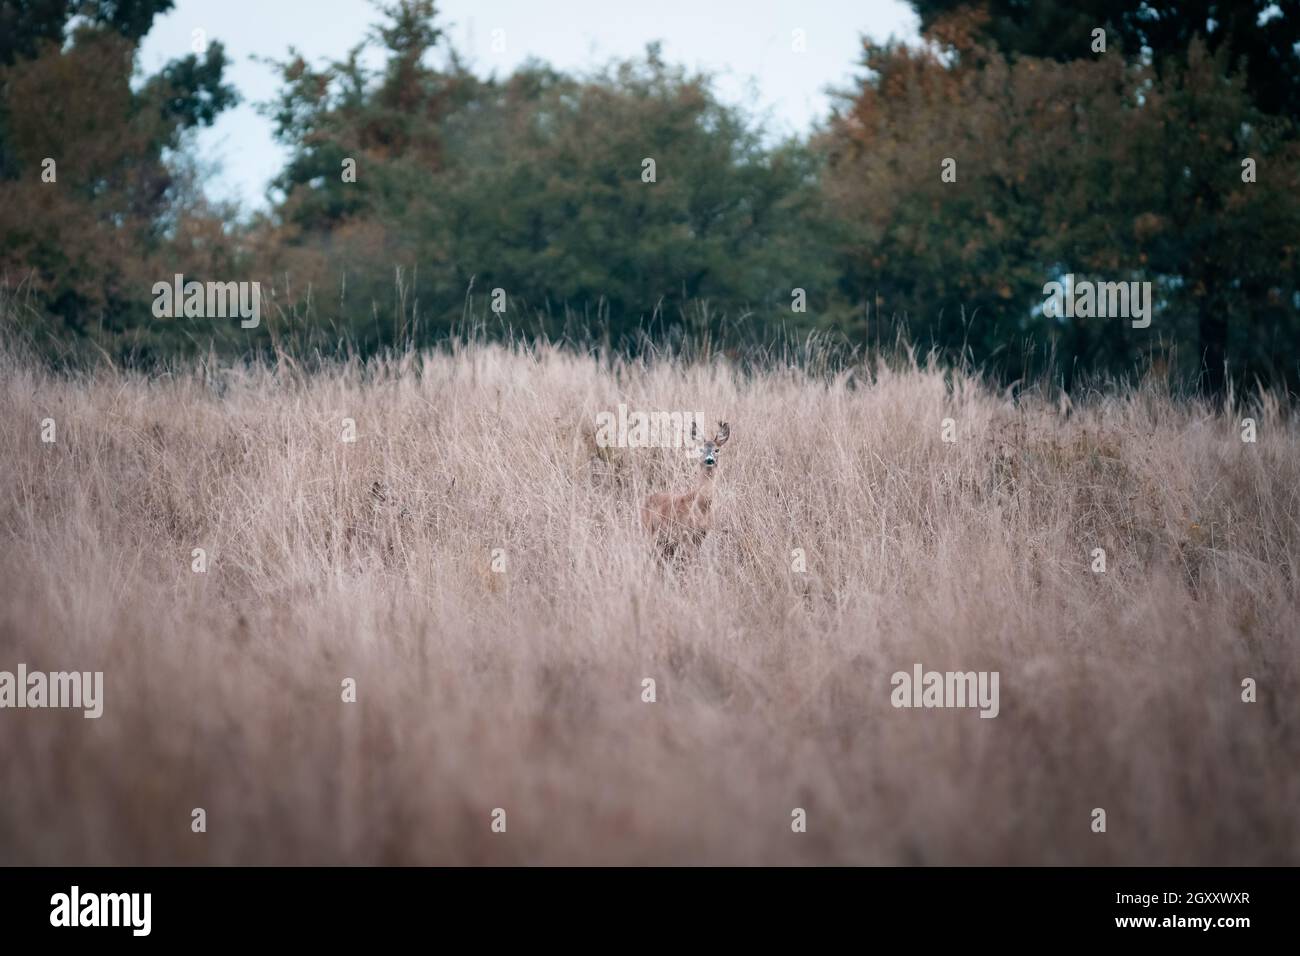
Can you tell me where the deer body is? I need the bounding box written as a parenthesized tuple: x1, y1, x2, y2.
(641, 421, 729, 559)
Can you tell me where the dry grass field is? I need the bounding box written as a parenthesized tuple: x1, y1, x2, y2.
(1, 335, 1298, 865)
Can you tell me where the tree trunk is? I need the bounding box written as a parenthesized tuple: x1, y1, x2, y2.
(1198, 269, 1228, 401)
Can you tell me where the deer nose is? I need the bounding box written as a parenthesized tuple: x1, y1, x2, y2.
(704, 455, 716, 465)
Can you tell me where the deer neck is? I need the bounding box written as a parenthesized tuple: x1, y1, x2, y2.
(693, 467, 717, 505)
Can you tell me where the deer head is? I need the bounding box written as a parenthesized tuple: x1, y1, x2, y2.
(691, 420, 731, 473)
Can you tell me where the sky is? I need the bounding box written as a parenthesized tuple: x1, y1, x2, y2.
(138, 0, 919, 211)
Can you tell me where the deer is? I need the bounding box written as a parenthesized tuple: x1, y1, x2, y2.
(641, 420, 730, 560)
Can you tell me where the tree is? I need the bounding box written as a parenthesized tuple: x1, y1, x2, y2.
(0, 0, 237, 356)
(912, 1, 1300, 121)
(904, 0, 1300, 394)
(819, 8, 1300, 392)
(258, 1, 834, 353)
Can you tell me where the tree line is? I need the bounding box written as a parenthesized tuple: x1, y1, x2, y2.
(2, 0, 1298, 396)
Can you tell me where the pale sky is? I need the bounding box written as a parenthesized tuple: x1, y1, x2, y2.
(138, 0, 919, 211)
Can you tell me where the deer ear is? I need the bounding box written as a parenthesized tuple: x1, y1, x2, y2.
(715, 421, 730, 447)
(691, 419, 703, 443)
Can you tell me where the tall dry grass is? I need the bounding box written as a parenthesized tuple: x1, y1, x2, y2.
(1, 337, 1297, 864)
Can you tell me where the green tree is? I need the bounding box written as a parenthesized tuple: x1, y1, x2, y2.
(901, 0, 1300, 394)
(258, 1, 834, 353)
(819, 8, 1300, 392)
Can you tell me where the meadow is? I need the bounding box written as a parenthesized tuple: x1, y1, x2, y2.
(1, 333, 1297, 864)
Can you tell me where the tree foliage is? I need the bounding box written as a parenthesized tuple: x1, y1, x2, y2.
(2, 0, 1297, 394)
(255, 6, 831, 352)
(0, 0, 236, 355)
(819, 5, 1300, 392)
